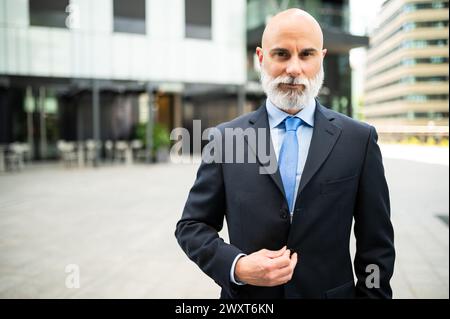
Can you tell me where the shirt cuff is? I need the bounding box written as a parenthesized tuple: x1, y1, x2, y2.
(230, 253, 247, 285)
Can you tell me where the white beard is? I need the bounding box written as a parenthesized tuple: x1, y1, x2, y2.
(260, 64, 324, 113)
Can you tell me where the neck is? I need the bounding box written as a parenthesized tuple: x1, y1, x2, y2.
(283, 108, 300, 115)
(277, 105, 304, 115)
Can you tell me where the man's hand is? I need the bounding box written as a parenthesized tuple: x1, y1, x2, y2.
(235, 246, 298, 287)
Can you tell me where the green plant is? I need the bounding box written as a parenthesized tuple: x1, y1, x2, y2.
(135, 122, 171, 152)
(153, 123, 171, 151)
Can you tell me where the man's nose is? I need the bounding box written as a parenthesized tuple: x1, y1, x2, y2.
(285, 58, 303, 78)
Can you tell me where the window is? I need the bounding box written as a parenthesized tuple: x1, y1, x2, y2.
(431, 2, 448, 9)
(320, 0, 346, 30)
(403, 22, 415, 31)
(402, 58, 415, 66)
(29, 0, 69, 28)
(414, 112, 429, 118)
(185, 0, 212, 40)
(113, 0, 146, 34)
(431, 56, 446, 63)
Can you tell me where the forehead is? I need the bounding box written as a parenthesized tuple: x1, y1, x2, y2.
(262, 18, 323, 51)
(267, 29, 320, 51)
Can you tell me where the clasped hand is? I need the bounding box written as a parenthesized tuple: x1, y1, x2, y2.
(235, 246, 298, 286)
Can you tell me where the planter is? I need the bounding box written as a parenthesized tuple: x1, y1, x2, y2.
(156, 147, 170, 162)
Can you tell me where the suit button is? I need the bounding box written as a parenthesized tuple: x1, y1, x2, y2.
(280, 208, 289, 219)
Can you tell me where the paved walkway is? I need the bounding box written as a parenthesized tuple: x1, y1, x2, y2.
(380, 144, 449, 166)
(0, 146, 448, 298)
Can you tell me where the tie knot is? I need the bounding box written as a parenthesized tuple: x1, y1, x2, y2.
(284, 116, 302, 131)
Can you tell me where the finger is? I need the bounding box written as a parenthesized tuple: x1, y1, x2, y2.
(273, 252, 298, 277)
(290, 252, 298, 268)
(263, 246, 286, 258)
(278, 274, 294, 285)
(271, 263, 294, 278)
(268, 250, 291, 269)
(270, 270, 294, 286)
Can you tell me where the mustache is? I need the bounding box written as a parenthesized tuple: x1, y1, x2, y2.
(271, 75, 309, 86)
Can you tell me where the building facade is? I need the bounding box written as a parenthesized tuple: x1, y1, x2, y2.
(0, 0, 371, 164)
(363, 0, 449, 140)
(0, 0, 246, 160)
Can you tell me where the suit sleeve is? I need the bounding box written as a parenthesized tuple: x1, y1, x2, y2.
(175, 158, 243, 296)
(353, 126, 395, 298)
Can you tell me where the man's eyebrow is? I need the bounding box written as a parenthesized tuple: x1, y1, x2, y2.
(300, 48, 318, 54)
(269, 48, 290, 54)
(269, 47, 318, 54)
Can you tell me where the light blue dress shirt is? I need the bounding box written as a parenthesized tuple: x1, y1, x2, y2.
(230, 97, 316, 285)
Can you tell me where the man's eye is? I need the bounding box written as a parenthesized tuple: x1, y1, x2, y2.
(301, 52, 313, 57)
(276, 52, 289, 58)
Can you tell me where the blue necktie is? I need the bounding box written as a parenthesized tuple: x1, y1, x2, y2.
(279, 116, 302, 213)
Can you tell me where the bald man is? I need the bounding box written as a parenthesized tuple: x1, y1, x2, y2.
(175, 9, 395, 299)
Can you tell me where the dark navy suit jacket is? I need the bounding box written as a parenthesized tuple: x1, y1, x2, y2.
(175, 101, 395, 299)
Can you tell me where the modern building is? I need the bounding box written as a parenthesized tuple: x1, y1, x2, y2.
(0, 0, 370, 165)
(245, 0, 368, 117)
(0, 0, 246, 160)
(363, 0, 449, 139)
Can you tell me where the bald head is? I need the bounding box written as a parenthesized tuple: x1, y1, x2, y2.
(261, 8, 324, 50)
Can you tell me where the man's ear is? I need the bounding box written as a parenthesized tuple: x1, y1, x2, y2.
(322, 48, 327, 58)
(256, 47, 264, 64)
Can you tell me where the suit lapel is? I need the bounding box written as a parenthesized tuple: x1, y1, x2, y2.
(245, 101, 342, 204)
(296, 102, 342, 199)
(246, 103, 286, 199)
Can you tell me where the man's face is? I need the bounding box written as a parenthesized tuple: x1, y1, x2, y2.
(257, 17, 327, 112)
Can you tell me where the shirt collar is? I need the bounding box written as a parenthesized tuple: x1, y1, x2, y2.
(266, 97, 316, 129)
